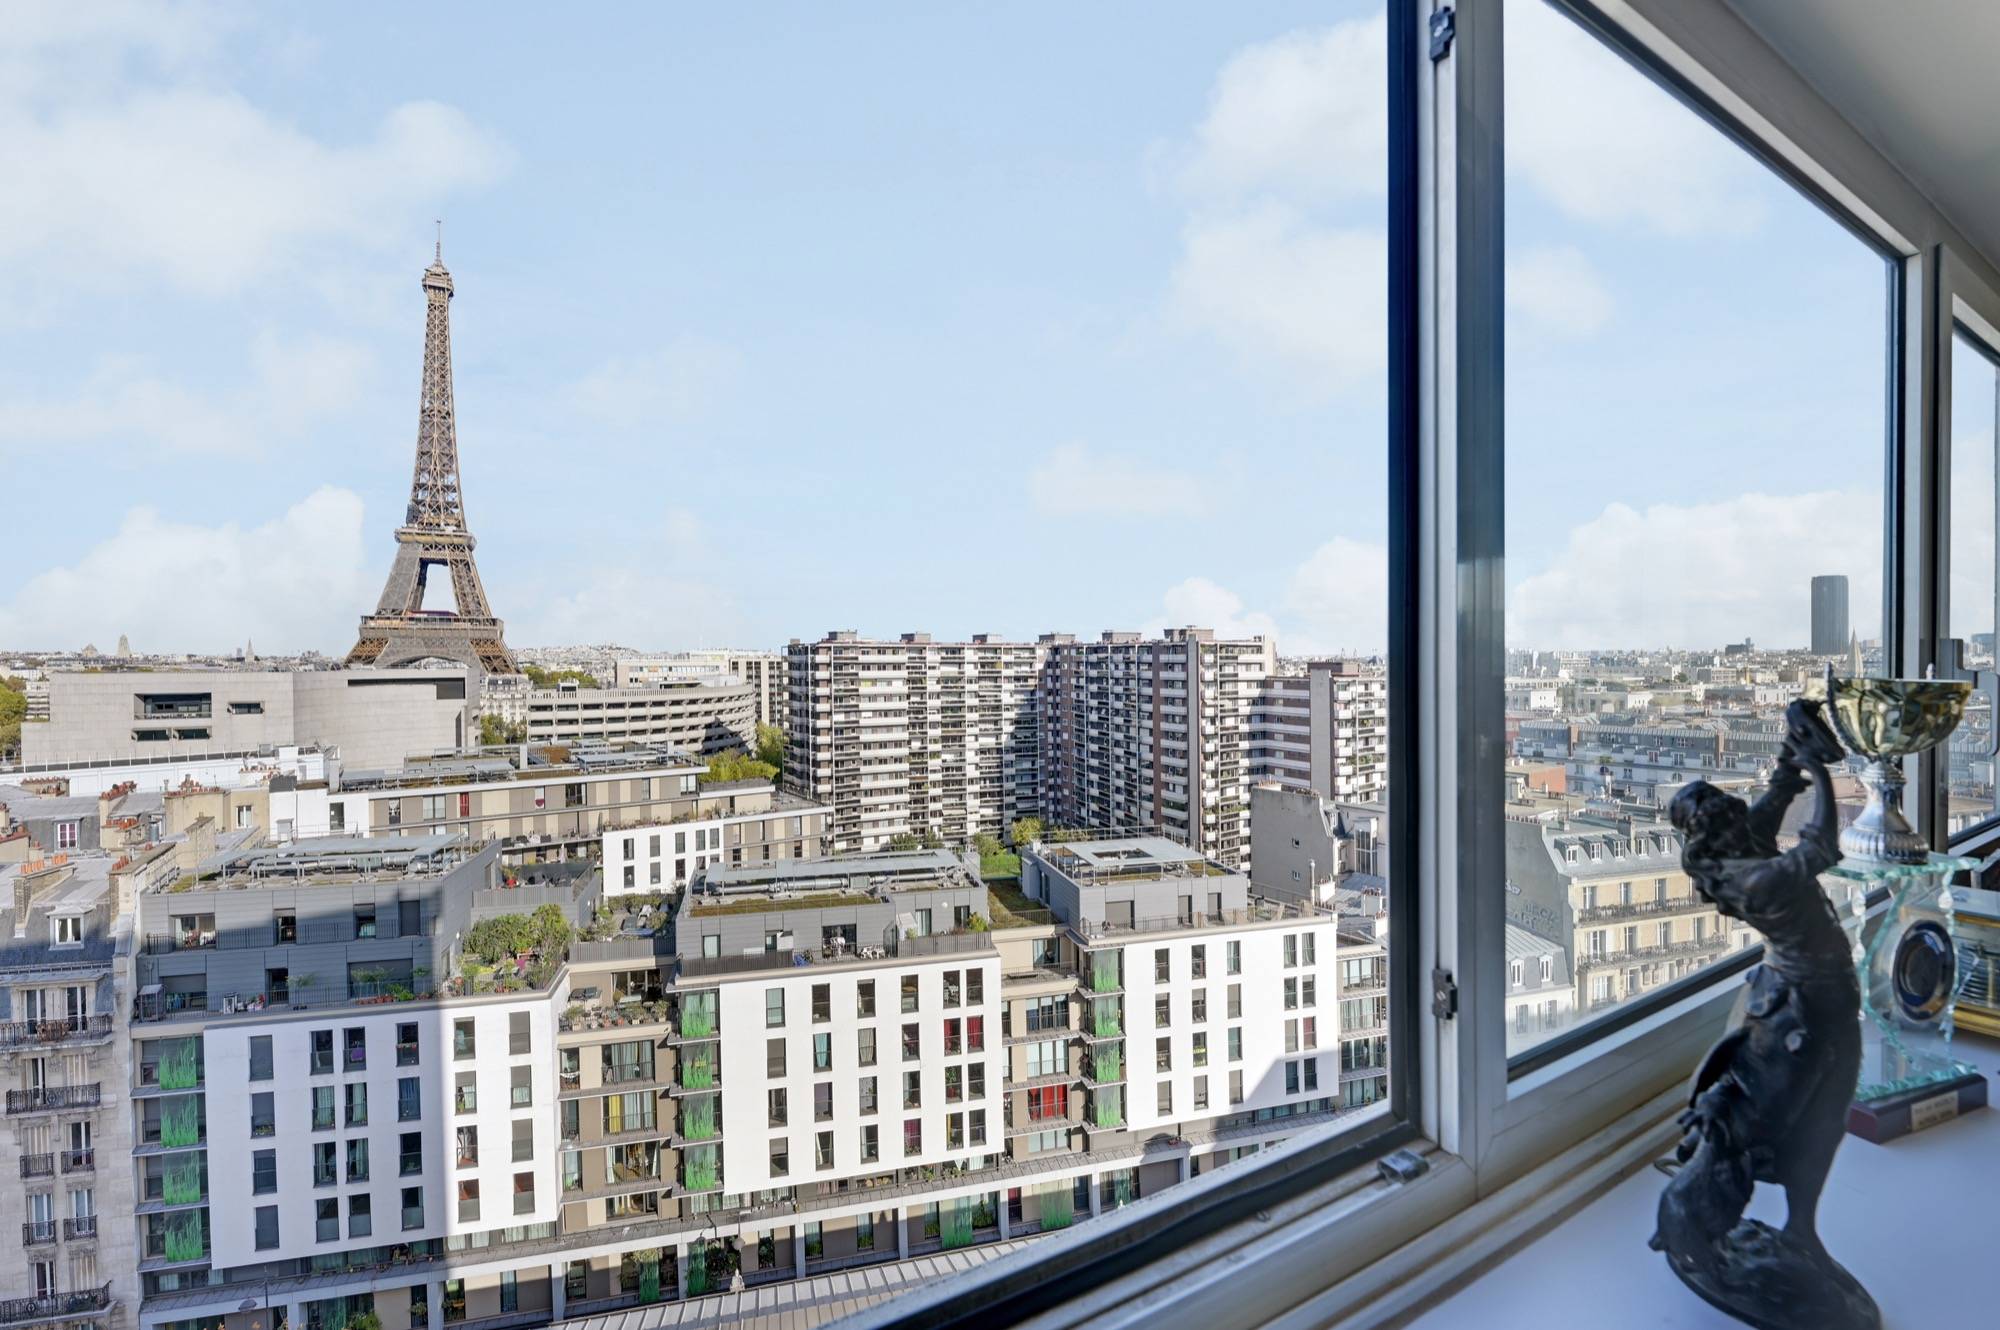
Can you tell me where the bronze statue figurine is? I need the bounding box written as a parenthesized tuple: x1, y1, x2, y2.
(1652, 696, 1879, 1330)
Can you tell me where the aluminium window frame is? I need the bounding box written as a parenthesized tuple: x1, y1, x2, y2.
(1937, 245, 2000, 857)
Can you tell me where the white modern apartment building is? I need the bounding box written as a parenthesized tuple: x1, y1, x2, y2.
(325, 745, 707, 846)
(598, 785, 831, 895)
(613, 654, 788, 729)
(690, 862, 1004, 1199)
(1248, 660, 1388, 805)
(125, 836, 573, 1330)
(33, 827, 1390, 1330)
(784, 633, 1045, 854)
(1039, 630, 1272, 867)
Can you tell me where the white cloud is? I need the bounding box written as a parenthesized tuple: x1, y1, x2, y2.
(0, 487, 374, 653)
(1135, 536, 1390, 658)
(569, 337, 744, 430)
(1508, 489, 1880, 649)
(0, 5, 510, 319)
(1507, 0, 1765, 237)
(1028, 444, 1208, 518)
(1168, 204, 1385, 393)
(1285, 536, 1389, 655)
(0, 330, 376, 458)
(1169, 15, 1386, 204)
(510, 504, 744, 649)
(1148, 578, 1281, 644)
(1507, 245, 1613, 337)
(1159, 13, 1388, 399)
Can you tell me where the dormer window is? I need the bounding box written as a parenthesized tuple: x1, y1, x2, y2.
(52, 915, 83, 947)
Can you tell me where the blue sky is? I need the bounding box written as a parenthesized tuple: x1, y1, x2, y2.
(0, 1, 1891, 656)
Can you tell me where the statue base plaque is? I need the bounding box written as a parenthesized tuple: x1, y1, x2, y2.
(1845, 1067, 1989, 1143)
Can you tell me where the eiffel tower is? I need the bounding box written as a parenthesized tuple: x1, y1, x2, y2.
(347, 242, 520, 676)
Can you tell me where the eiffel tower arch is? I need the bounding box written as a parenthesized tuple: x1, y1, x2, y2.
(347, 245, 520, 677)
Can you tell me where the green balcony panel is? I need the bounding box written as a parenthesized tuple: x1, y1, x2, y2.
(157, 1039, 201, 1090)
(159, 1096, 201, 1148)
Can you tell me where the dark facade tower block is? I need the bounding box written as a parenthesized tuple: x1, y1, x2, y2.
(1811, 575, 1850, 658)
(347, 247, 519, 676)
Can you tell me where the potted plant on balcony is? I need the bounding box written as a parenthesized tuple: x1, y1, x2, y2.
(290, 974, 316, 1009)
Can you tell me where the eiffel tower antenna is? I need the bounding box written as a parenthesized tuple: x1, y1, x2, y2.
(345, 244, 519, 676)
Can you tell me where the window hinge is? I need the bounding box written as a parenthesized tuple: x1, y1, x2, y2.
(1431, 967, 1459, 1020)
(1429, 6, 1456, 61)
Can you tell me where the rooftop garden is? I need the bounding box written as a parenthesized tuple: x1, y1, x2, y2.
(451, 903, 574, 995)
(986, 882, 1052, 929)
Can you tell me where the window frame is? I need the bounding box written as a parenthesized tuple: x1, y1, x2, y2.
(1936, 245, 2000, 854)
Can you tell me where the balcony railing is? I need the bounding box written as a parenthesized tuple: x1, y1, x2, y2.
(1573, 936, 1732, 973)
(0, 1285, 111, 1325)
(6, 1086, 100, 1114)
(0, 1015, 112, 1049)
(61, 1150, 93, 1174)
(63, 1217, 97, 1241)
(19, 1155, 53, 1179)
(21, 1221, 56, 1247)
(1575, 896, 1713, 925)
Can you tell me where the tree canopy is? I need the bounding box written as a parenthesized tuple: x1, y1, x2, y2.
(524, 665, 600, 689)
(478, 714, 528, 745)
(1007, 817, 1043, 848)
(754, 723, 786, 777)
(699, 749, 779, 785)
(0, 677, 24, 760)
(465, 904, 573, 967)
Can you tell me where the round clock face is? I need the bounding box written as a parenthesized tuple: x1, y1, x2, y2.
(1892, 920, 1957, 1022)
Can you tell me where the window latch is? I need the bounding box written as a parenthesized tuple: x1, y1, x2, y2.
(1431, 967, 1459, 1020)
(1378, 1149, 1431, 1185)
(1429, 6, 1456, 62)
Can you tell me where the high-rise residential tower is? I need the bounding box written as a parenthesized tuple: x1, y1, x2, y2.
(784, 633, 1045, 853)
(1039, 630, 1272, 867)
(1248, 660, 1388, 805)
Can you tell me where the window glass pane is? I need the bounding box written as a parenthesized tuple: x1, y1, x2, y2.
(1949, 326, 2000, 833)
(1502, 0, 1887, 1055)
(3, 0, 1401, 1305)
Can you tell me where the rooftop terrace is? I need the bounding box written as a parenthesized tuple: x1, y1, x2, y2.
(1036, 836, 1236, 883)
(338, 741, 703, 793)
(160, 832, 470, 891)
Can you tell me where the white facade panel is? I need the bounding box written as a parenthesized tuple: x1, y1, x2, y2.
(714, 958, 1003, 1193)
(199, 996, 559, 1267)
